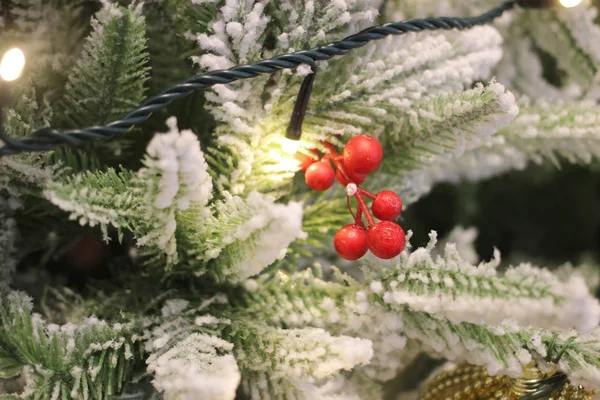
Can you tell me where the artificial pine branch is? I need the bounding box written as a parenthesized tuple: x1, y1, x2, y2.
(44, 118, 212, 263)
(399, 95, 600, 205)
(52, 2, 150, 172)
(524, 4, 600, 90)
(499, 97, 600, 165)
(0, 290, 144, 399)
(45, 117, 305, 280)
(58, 3, 149, 128)
(235, 234, 600, 391)
(1, 80, 55, 194)
(0, 210, 17, 285)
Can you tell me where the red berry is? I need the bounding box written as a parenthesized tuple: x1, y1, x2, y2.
(343, 135, 383, 174)
(335, 160, 368, 186)
(372, 191, 403, 221)
(334, 224, 368, 260)
(305, 161, 335, 191)
(367, 221, 406, 259)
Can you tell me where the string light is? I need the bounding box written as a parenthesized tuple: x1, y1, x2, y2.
(559, 0, 581, 7)
(281, 138, 302, 155)
(0, 48, 25, 82)
(0, 1, 521, 157)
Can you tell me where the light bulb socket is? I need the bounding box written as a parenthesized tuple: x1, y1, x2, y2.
(285, 64, 318, 141)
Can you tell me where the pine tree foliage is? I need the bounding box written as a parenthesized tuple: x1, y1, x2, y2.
(232, 324, 373, 381)
(521, 3, 600, 92)
(371, 240, 600, 388)
(297, 80, 518, 227)
(141, 294, 375, 400)
(238, 268, 417, 383)
(143, 0, 216, 97)
(373, 81, 518, 203)
(4, 0, 600, 398)
(1, 80, 55, 195)
(58, 2, 150, 128)
(0, 290, 142, 400)
(388, 0, 600, 98)
(400, 96, 600, 204)
(305, 26, 509, 141)
(6, 231, 600, 398)
(45, 118, 305, 280)
(238, 234, 600, 390)
(0, 80, 63, 270)
(489, 0, 600, 100)
(2, 0, 91, 91)
(296, 189, 354, 250)
(383, 0, 495, 19)
(185, 0, 521, 230)
(148, 332, 240, 400)
(186, 190, 306, 281)
(556, 259, 600, 295)
(0, 205, 17, 285)
(499, 97, 600, 165)
(144, 298, 240, 400)
(374, 232, 600, 333)
(44, 118, 212, 262)
(494, 19, 575, 101)
(240, 372, 378, 400)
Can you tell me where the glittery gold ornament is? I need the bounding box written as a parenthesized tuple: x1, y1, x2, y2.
(419, 362, 597, 400)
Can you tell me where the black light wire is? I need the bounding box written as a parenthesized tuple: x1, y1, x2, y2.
(0, 0, 526, 157)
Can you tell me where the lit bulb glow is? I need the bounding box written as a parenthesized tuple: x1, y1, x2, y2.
(0, 48, 25, 81)
(560, 0, 581, 7)
(281, 138, 302, 155)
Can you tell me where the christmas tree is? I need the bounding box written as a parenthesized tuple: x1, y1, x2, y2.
(2, 0, 600, 398)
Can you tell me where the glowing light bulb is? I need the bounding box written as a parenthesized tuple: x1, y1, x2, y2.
(281, 138, 301, 155)
(0, 48, 25, 82)
(560, 0, 581, 7)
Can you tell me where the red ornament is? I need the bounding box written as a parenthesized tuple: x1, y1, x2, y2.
(335, 161, 367, 186)
(305, 161, 335, 191)
(372, 191, 403, 221)
(65, 234, 106, 272)
(367, 221, 406, 259)
(342, 135, 383, 174)
(334, 224, 368, 260)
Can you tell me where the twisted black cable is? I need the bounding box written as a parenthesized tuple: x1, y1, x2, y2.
(0, 0, 518, 157)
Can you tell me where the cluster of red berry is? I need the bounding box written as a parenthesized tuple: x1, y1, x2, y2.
(299, 135, 406, 261)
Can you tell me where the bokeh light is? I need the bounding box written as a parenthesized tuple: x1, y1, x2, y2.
(559, 0, 582, 8)
(0, 48, 25, 82)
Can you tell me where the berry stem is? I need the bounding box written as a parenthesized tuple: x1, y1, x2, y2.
(346, 196, 356, 220)
(336, 162, 353, 183)
(322, 141, 339, 157)
(322, 141, 354, 183)
(354, 193, 375, 226)
(322, 141, 362, 186)
(358, 188, 376, 200)
(355, 204, 363, 225)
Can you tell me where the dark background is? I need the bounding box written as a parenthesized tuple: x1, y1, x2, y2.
(403, 161, 600, 269)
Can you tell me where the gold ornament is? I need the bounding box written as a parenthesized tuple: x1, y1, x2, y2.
(419, 362, 597, 400)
